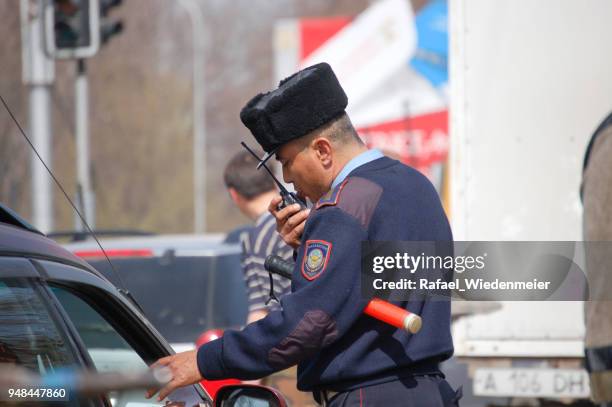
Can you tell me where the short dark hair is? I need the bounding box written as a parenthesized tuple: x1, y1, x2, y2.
(326, 113, 362, 144)
(224, 150, 276, 199)
(297, 112, 363, 149)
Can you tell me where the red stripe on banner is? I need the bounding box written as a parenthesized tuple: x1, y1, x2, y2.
(299, 18, 351, 60)
(358, 110, 449, 170)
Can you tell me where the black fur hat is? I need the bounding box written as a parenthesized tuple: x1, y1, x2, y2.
(240, 62, 348, 164)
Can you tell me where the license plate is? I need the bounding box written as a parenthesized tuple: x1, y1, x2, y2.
(473, 368, 590, 398)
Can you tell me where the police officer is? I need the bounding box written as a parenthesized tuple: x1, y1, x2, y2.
(147, 63, 459, 406)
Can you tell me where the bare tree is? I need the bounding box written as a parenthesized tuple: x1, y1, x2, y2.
(0, 1, 30, 216)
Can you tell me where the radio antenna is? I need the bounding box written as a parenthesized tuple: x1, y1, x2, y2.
(240, 142, 290, 194)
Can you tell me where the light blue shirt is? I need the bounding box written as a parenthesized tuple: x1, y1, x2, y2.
(331, 149, 384, 189)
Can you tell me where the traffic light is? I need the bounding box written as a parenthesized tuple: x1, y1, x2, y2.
(44, 0, 100, 59)
(99, 0, 124, 46)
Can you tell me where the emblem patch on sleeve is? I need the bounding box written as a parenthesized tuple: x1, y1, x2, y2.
(301, 240, 332, 281)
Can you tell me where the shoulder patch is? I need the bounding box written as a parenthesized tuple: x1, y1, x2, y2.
(301, 240, 332, 281)
(316, 179, 348, 209)
(336, 177, 384, 229)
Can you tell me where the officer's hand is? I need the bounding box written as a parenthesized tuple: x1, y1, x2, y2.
(269, 196, 310, 249)
(145, 350, 202, 401)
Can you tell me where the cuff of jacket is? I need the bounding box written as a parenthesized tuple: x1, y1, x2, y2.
(197, 337, 226, 380)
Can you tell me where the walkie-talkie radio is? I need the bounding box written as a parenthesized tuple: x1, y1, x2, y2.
(240, 142, 307, 211)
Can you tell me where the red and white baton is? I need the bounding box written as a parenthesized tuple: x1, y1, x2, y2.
(363, 298, 422, 334)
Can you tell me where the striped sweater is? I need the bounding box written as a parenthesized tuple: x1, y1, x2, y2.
(240, 212, 292, 313)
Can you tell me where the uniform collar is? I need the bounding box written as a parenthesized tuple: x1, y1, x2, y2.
(331, 149, 384, 189)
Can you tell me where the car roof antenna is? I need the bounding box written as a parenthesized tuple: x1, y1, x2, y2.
(0, 94, 130, 295)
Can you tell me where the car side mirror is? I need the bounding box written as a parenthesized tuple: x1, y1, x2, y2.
(214, 384, 287, 407)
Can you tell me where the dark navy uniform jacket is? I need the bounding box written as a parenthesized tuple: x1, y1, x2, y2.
(198, 155, 454, 392)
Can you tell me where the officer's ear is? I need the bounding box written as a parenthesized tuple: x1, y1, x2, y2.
(311, 137, 333, 168)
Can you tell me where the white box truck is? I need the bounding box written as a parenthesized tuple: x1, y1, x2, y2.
(449, 0, 612, 404)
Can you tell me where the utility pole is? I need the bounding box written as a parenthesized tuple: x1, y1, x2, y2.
(21, 0, 55, 233)
(75, 59, 95, 229)
(177, 0, 207, 233)
(42, 0, 122, 231)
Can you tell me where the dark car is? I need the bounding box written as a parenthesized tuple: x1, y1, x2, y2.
(0, 205, 285, 407)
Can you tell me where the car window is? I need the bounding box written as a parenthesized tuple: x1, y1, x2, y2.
(87, 255, 247, 344)
(51, 286, 148, 374)
(0, 278, 82, 406)
(50, 284, 205, 407)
